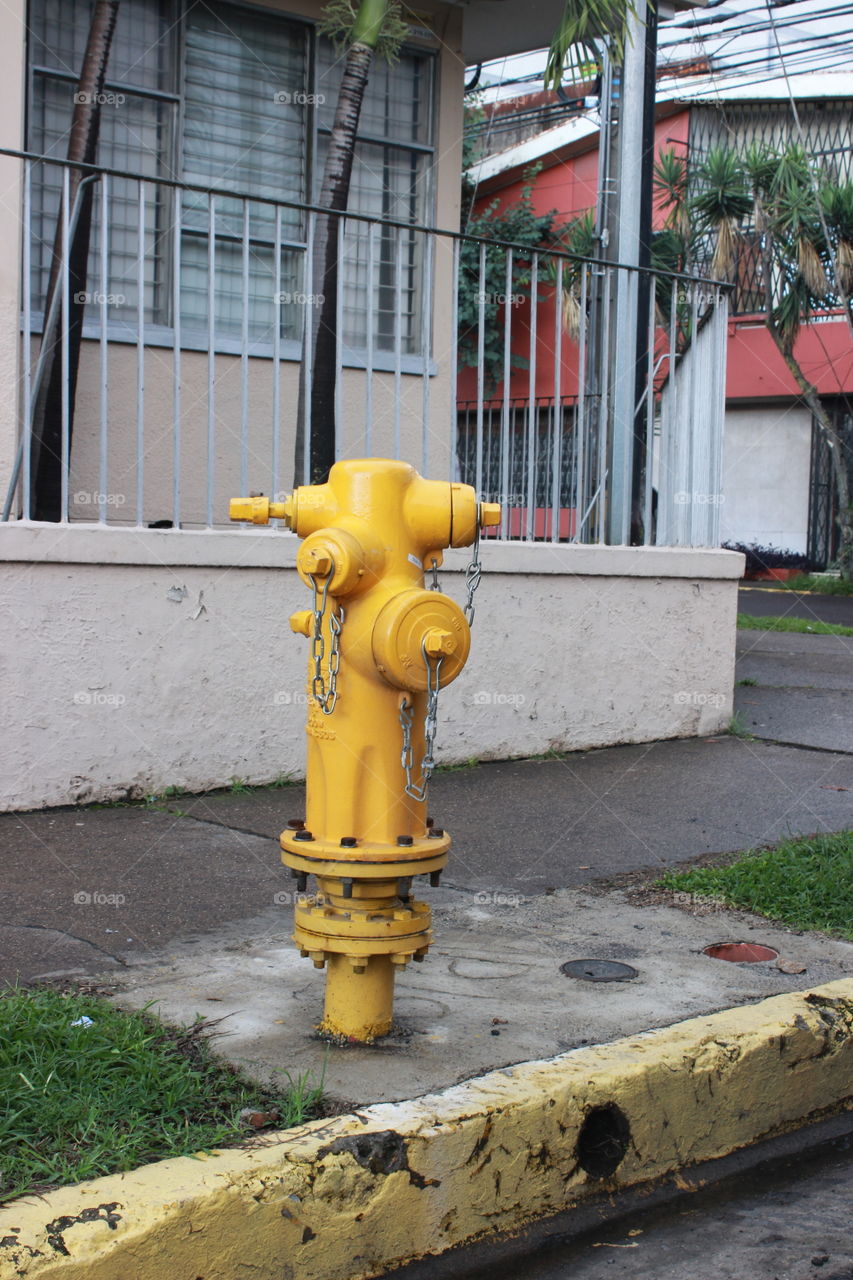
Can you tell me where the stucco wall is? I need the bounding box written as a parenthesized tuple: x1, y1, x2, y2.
(720, 404, 812, 553)
(0, 527, 742, 812)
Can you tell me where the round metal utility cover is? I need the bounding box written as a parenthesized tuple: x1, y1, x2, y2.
(560, 959, 638, 982)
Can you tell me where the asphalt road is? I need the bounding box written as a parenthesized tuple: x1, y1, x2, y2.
(439, 1136, 853, 1280)
(739, 586, 853, 626)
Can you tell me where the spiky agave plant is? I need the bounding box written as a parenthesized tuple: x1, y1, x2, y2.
(770, 146, 828, 300)
(547, 210, 597, 339)
(690, 147, 752, 282)
(653, 147, 691, 242)
(821, 181, 853, 294)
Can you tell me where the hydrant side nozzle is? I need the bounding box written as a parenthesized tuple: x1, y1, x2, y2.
(229, 495, 293, 526)
(289, 610, 313, 637)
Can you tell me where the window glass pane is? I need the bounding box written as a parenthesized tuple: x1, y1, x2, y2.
(28, 72, 172, 325)
(28, 0, 174, 92)
(316, 136, 428, 353)
(180, 1, 309, 335)
(180, 206, 302, 343)
(182, 2, 308, 225)
(316, 41, 433, 146)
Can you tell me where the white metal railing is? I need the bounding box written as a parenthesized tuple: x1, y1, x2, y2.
(2, 151, 729, 545)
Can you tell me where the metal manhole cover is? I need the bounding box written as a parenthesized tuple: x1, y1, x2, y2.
(560, 959, 639, 982)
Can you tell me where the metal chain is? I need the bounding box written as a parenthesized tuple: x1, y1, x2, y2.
(399, 646, 444, 802)
(400, 507, 486, 796)
(309, 569, 344, 716)
(425, 506, 485, 624)
(463, 512, 483, 626)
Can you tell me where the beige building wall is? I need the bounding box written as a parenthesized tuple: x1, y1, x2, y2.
(0, 526, 743, 811)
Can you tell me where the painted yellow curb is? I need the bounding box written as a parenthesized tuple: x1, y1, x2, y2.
(2, 980, 851, 1280)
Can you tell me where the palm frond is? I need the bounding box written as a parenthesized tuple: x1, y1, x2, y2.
(544, 0, 638, 86)
(320, 0, 409, 61)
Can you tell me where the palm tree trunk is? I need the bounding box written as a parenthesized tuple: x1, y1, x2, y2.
(29, 0, 120, 521)
(296, 42, 373, 485)
(760, 237, 853, 578)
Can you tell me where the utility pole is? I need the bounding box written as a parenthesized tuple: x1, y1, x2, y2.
(602, 0, 659, 544)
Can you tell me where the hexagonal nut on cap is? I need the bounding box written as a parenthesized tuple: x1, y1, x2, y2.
(424, 628, 457, 658)
(480, 502, 502, 528)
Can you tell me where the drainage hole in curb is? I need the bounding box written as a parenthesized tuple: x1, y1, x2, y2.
(703, 942, 779, 963)
(576, 1104, 632, 1179)
(560, 959, 639, 983)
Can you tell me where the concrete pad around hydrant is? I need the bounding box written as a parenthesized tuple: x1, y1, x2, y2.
(107, 885, 852, 1106)
(2, 981, 851, 1280)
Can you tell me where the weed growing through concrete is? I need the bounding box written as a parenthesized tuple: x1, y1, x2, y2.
(656, 830, 853, 940)
(728, 710, 755, 739)
(0, 988, 325, 1205)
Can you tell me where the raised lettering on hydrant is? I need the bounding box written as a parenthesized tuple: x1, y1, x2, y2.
(230, 459, 500, 1042)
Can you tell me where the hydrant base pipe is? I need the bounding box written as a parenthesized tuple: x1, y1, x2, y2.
(321, 954, 396, 1040)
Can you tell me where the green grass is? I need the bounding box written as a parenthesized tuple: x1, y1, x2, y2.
(737, 677, 758, 687)
(737, 612, 853, 637)
(0, 988, 324, 1205)
(656, 830, 853, 940)
(776, 574, 853, 596)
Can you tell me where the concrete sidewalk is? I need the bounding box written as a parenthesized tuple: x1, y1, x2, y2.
(1, 625, 850, 1108)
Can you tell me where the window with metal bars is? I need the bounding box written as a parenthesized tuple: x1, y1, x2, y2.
(26, 0, 435, 354)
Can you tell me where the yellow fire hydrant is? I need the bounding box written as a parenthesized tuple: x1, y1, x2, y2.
(230, 458, 500, 1041)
